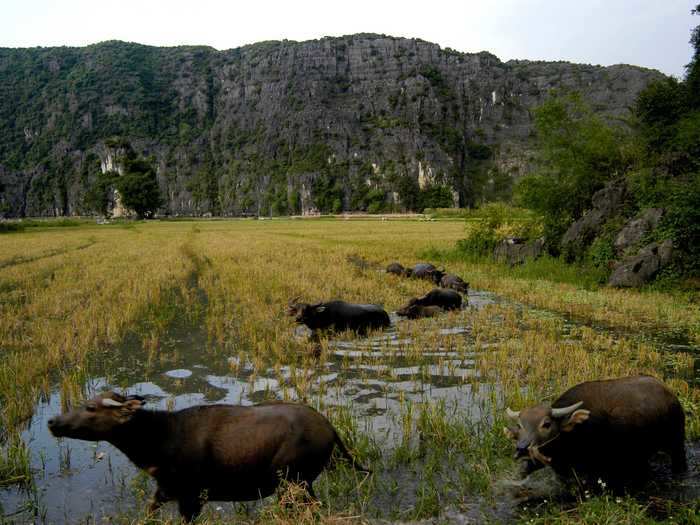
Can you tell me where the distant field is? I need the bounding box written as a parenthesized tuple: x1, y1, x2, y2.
(0, 219, 698, 524)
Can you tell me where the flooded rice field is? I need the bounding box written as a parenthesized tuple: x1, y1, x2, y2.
(2, 283, 699, 524)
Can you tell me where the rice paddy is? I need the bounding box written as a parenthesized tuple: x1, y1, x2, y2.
(0, 218, 698, 524)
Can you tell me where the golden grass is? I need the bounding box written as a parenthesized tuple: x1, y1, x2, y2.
(1, 218, 697, 523)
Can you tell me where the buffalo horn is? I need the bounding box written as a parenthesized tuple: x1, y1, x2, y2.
(126, 395, 145, 403)
(551, 401, 584, 418)
(288, 296, 301, 306)
(101, 398, 124, 408)
(506, 407, 520, 419)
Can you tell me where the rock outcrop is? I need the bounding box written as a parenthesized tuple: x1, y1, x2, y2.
(613, 207, 664, 255)
(608, 239, 674, 287)
(0, 37, 663, 217)
(560, 180, 629, 259)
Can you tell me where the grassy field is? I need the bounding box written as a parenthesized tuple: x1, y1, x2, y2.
(0, 218, 698, 523)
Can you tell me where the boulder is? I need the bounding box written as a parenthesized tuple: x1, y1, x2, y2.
(494, 238, 545, 266)
(561, 180, 628, 259)
(608, 239, 674, 288)
(613, 208, 664, 255)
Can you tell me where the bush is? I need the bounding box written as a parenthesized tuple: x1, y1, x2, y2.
(419, 185, 453, 210)
(456, 203, 543, 257)
(585, 217, 625, 274)
(0, 222, 24, 233)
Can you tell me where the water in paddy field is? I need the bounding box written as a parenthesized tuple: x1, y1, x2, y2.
(1, 283, 700, 523)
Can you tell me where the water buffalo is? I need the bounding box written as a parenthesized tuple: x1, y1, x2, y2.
(397, 288, 462, 315)
(48, 392, 369, 522)
(410, 263, 445, 284)
(289, 299, 390, 334)
(439, 273, 469, 294)
(386, 262, 409, 276)
(396, 304, 444, 319)
(504, 376, 687, 483)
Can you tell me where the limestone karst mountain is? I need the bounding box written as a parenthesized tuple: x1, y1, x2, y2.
(0, 35, 662, 217)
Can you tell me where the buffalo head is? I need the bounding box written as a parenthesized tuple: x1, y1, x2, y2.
(396, 297, 420, 317)
(503, 402, 590, 465)
(293, 302, 329, 329)
(48, 392, 146, 441)
(426, 268, 445, 285)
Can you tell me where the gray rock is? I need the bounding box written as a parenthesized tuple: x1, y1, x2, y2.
(493, 237, 545, 266)
(613, 208, 664, 255)
(608, 239, 674, 287)
(0, 36, 663, 217)
(560, 180, 628, 259)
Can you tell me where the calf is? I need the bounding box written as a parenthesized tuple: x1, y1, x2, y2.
(397, 288, 462, 316)
(504, 375, 687, 483)
(396, 304, 444, 319)
(439, 273, 469, 294)
(49, 392, 368, 522)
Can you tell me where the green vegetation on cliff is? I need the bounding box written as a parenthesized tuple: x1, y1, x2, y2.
(0, 35, 661, 218)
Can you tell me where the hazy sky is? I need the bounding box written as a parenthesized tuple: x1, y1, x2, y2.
(2, 1, 697, 77)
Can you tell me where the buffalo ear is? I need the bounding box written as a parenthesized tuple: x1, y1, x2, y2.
(561, 409, 590, 432)
(315, 306, 326, 313)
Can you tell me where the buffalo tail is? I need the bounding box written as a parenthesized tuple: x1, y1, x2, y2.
(334, 432, 371, 474)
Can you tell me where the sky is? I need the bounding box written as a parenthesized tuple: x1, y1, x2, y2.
(2, 0, 697, 78)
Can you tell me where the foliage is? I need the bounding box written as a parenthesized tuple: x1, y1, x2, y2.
(186, 164, 220, 215)
(418, 185, 453, 210)
(686, 4, 700, 108)
(629, 6, 700, 274)
(585, 217, 624, 275)
(84, 171, 117, 216)
(514, 92, 637, 245)
(114, 154, 164, 219)
(511, 6, 700, 281)
(456, 203, 542, 257)
(0, 222, 25, 233)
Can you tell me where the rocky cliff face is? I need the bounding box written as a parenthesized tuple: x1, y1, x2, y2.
(0, 36, 663, 217)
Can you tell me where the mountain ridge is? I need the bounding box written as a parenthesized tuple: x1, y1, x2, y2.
(0, 35, 664, 217)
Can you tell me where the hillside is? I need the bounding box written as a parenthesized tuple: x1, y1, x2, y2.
(0, 35, 663, 217)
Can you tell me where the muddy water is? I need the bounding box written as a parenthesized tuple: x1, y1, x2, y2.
(1, 287, 699, 524)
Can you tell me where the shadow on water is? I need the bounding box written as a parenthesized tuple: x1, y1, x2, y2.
(1, 270, 699, 523)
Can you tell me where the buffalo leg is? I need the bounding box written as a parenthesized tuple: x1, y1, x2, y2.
(304, 481, 318, 502)
(148, 487, 169, 514)
(670, 441, 688, 474)
(177, 496, 203, 523)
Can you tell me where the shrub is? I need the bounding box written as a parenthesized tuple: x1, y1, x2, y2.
(456, 203, 542, 257)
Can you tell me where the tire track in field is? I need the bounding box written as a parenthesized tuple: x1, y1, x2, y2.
(0, 238, 98, 270)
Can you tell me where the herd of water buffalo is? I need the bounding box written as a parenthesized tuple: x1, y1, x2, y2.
(46, 261, 690, 521)
(287, 262, 468, 332)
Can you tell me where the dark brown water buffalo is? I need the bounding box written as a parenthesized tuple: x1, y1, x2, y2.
(48, 392, 368, 522)
(504, 376, 687, 483)
(396, 304, 444, 319)
(398, 288, 462, 315)
(439, 273, 469, 294)
(288, 299, 391, 334)
(409, 263, 445, 284)
(386, 262, 409, 276)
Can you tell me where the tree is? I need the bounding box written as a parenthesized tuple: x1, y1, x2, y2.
(514, 92, 636, 245)
(115, 156, 163, 219)
(686, 4, 700, 109)
(84, 172, 116, 216)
